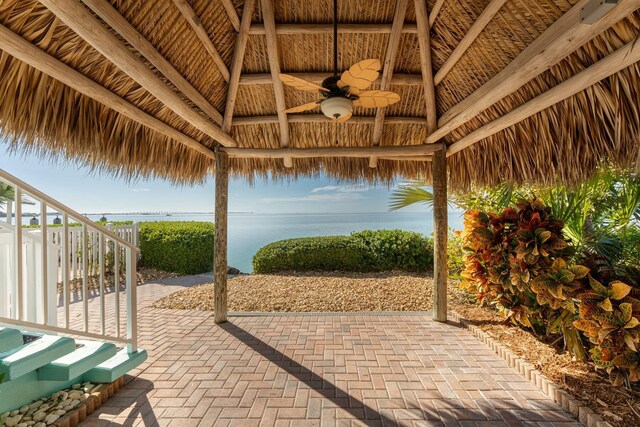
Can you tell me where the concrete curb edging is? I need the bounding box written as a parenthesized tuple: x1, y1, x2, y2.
(449, 311, 612, 427)
(51, 377, 124, 427)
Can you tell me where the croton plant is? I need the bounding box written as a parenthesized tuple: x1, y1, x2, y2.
(461, 197, 640, 385)
(574, 276, 640, 385)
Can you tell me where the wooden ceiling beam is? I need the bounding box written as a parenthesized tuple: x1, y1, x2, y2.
(414, 0, 437, 134)
(447, 38, 640, 156)
(38, 0, 237, 147)
(434, 0, 506, 85)
(222, 0, 256, 132)
(427, 0, 640, 144)
(0, 24, 216, 160)
(221, 0, 241, 31)
(370, 0, 409, 168)
(260, 0, 292, 168)
(248, 23, 418, 35)
(232, 114, 427, 126)
(171, 0, 231, 82)
(222, 144, 441, 159)
(239, 72, 422, 86)
(81, 0, 223, 125)
(429, 0, 446, 27)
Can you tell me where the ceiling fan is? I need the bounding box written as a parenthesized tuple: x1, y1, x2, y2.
(278, 0, 401, 123)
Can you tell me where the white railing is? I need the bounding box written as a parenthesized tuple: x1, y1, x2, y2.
(0, 169, 139, 352)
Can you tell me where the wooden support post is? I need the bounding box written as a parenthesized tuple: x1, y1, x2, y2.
(214, 151, 229, 324)
(432, 144, 448, 322)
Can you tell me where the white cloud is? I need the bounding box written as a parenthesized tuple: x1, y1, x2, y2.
(261, 192, 366, 203)
(311, 185, 340, 193)
(131, 188, 151, 192)
(311, 184, 371, 193)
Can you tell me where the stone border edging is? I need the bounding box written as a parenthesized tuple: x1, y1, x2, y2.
(449, 311, 612, 427)
(50, 377, 124, 427)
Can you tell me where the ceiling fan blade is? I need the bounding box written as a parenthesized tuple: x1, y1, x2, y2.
(337, 59, 381, 93)
(279, 74, 329, 92)
(331, 111, 352, 123)
(352, 90, 400, 108)
(283, 101, 320, 113)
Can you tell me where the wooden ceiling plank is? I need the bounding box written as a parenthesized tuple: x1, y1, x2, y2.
(0, 24, 216, 160)
(171, 0, 231, 82)
(429, 0, 446, 27)
(221, 0, 241, 31)
(414, 0, 437, 135)
(239, 72, 422, 86)
(222, 144, 441, 159)
(223, 0, 256, 132)
(260, 0, 292, 167)
(370, 0, 409, 168)
(81, 0, 223, 125)
(434, 0, 506, 85)
(427, 0, 640, 144)
(447, 38, 640, 156)
(38, 0, 237, 147)
(248, 23, 418, 35)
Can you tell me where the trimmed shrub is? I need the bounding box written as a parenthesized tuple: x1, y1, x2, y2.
(352, 229, 433, 271)
(252, 230, 433, 273)
(252, 236, 368, 273)
(139, 222, 214, 274)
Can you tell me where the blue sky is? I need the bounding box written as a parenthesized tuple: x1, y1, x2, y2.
(0, 144, 426, 214)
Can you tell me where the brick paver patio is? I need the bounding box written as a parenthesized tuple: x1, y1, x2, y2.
(67, 278, 580, 427)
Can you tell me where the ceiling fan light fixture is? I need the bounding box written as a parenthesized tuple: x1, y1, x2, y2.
(321, 97, 353, 119)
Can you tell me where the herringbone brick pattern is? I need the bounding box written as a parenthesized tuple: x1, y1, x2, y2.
(68, 281, 581, 427)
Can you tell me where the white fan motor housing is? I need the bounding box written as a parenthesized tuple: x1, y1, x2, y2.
(320, 97, 353, 119)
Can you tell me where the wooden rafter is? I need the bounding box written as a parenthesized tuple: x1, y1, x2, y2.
(447, 38, 640, 156)
(221, 144, 441, 159)
(239, 72, 422, 86)
(427, 0, 640, 144)
(261, 0, 292, 168)
(171, 0, 231, 82)
(0, 24, 216, 160)
(434, 0, 506, 85)
(81, 0, 223, 125)
(221, 0, 240, 31)
(414, 0, 437, 134)
(38, 0, 237, 147)
(369, 0, 409, 168)
(232, 115, 427, 126)
(429, 0, 446, 26)
(249, 23, 418, 35)
(222, 0, 256, 132)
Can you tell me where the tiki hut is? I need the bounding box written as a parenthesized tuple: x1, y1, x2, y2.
(0, 0, 639, 320)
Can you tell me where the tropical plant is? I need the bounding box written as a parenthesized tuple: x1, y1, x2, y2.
(573, 275, 640, 385)
(461, 198, 589, 359)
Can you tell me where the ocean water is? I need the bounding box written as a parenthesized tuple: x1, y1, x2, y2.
(23, 212, 464, 273)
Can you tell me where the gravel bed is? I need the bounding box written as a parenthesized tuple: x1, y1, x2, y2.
(152, 271, 469, 312)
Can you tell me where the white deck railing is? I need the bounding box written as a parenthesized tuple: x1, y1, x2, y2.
(0, 169, 140, 352)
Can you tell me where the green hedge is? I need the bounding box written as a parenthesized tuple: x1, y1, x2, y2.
(252, 229, 433, 273)
(139, 222, 214, 274)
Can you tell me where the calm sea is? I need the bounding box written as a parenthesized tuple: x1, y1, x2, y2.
(24, 212, 464, 273)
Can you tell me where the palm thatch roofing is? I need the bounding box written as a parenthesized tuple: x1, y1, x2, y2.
(0, 0, 639, 190)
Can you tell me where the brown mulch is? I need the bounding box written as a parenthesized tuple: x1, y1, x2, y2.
(56, 267, 179, 294)
(152, 271, 640, 426)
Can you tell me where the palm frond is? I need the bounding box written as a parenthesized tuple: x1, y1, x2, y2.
(389, 185, 434, 211)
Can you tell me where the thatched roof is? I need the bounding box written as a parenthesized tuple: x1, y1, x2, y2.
(0, 0, 639, 189)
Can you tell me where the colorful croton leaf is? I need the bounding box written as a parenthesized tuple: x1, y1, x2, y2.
(530, 259, 589, 311)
